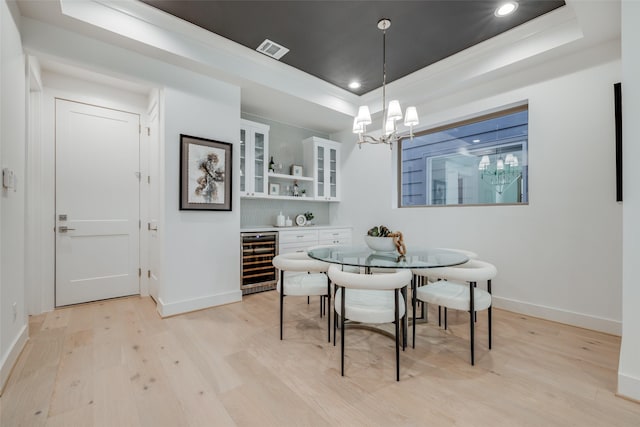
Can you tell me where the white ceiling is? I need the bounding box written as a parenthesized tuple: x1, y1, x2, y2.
(16, 0, 621, 134)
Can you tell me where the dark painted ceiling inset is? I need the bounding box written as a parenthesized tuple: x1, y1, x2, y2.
(141, 1, 565, 95)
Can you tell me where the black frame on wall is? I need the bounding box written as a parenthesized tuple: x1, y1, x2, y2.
(614, 82, 622, 202)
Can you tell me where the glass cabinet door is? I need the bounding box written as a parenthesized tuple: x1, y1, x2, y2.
(240, 129, 246, 194)
(317, 145, 325, 198)
(254, 131, 266, 195)
(329, 147, 337, 198)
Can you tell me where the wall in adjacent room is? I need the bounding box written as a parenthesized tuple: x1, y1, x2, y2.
(21, 17, 242, 317)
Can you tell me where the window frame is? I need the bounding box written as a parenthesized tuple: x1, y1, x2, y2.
(397, 104, 529, 208)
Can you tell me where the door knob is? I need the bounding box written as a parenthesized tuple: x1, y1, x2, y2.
(58, 226, 76, 232)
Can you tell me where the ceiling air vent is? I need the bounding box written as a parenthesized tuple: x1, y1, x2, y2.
(256, 39, 289, 60)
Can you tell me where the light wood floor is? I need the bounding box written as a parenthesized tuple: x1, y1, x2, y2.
(1, 293, 639, 426)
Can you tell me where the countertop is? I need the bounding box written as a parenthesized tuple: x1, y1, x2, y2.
(241, 225, 352, 233)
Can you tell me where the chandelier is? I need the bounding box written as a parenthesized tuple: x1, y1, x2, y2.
(352, 19, 419, 148)
(478, 153, 522, 195)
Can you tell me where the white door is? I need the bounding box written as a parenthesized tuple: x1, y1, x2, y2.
(55, 99, 140, 306)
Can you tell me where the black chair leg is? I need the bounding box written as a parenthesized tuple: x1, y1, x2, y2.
(473, 282, 478, 323)
(401, 286, 407, 351)
(395, 288, 400, 381)
(333, 284, 338, 346)
(444, 307, 448, 330)
(412, 280, 417, 348)
(279, 270, 284, 340)
(488, 279, 492, 350)
(438, 306, 442, 327)
(469, 282, 475, 365)
(333, 311, 337, 346)
(488, 306, 492, 350)
(341, 286, 346, 376)
(327, 281, 331, 343)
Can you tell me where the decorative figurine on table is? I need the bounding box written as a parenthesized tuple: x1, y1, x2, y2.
(367, 225, 407, 256)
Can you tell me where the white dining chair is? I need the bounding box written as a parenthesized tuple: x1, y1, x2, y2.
(272, 252, 331, 342)
(412, 259, 497, 365)
(411, 249, 478, 328)
(328, 264, 412, 381)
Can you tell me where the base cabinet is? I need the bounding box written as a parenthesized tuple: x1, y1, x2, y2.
(278, 227, 351, 254)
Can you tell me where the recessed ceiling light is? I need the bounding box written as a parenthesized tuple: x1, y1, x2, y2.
(495, 1, 518, 17)
(348, 81, 361, 90)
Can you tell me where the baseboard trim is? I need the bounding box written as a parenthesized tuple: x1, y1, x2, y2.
(618, 373, 640, 402)
(157, 289, 242, 317)
(492, 296, 621, 335)
(0, 324, 29, 396)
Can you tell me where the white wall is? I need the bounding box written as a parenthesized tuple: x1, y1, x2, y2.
(618, 0, 640, 402)
(21, 17, 242, 317)
(0, 0, 28, 391)
(159, 86, 241, 316)
(332, 47, 622, 335)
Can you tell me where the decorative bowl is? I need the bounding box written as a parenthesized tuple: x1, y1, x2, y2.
(364, 235, 396, 252)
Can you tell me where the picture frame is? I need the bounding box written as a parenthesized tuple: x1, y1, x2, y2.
(291, 164, 303, 176)
(180, 134, 232, 211)
(269, 182, 280, 195)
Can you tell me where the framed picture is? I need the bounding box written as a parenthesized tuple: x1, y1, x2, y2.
(180, 134, 232, 211)
(269, 182, 280, 195)
(291, 165, 303, 176)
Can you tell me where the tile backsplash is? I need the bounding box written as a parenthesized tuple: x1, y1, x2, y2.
(241, 198, 330, 227)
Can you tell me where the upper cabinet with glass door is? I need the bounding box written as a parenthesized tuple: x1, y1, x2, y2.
(303, 137, 341, 201)
(240, 119, 270, 198)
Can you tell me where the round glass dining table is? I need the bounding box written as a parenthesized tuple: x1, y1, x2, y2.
(307, 246, 469, 270)
(307, 245, 469, 346)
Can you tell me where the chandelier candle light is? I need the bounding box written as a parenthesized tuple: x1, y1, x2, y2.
(353, 19, 419, 149)
(478, 153, 522, 195)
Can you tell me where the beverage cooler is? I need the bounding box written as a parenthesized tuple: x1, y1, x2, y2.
(240, 232, 278, 295)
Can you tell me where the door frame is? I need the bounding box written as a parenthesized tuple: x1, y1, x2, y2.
(26, 69, 155, 313)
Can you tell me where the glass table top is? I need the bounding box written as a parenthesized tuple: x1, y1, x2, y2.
(307, 246, 469, 269)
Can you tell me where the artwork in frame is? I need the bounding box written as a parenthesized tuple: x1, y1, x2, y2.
(180, 134, 232, 211)
(291, 165, 303, 176)
(269, 182, 280, 195)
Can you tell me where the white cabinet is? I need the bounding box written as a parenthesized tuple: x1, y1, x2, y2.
(279, 229, 319, 254)
(240, 119, 270, 197)
(303, 137, 341, 201)
(318, 228, 351, 245)
(278, 227, 351, 254)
